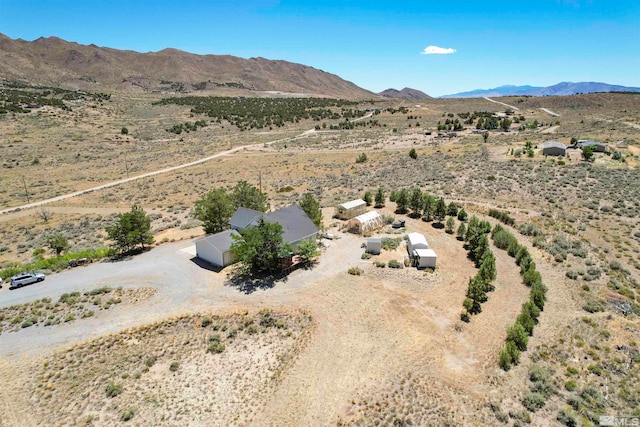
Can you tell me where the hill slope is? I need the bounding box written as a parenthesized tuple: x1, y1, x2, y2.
(0, 34, 375, 99)
(379, 87, 432, 100)
(442, 82, 640, 98)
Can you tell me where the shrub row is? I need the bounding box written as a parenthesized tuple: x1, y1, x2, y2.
(493, 225, 548, 371)
(488, 208, 516, 226)
(0, 247, 113, 280)
(462, 216, 496, 320)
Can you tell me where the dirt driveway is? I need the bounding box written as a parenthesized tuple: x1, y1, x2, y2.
(0, 232, 365, 360)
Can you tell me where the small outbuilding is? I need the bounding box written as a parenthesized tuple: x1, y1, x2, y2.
(347, 211, 384, 234)
(539, 141, 567, 156)
(578, 140, 606, 152)
(413, 248, 437, 269)
(366, 237, 382, 255)
(195, 229, 241, 268)
(335, 199, 367, 220)
(407, 232, 429, 253)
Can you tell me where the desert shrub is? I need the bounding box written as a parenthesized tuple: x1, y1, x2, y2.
(361, 252, 372, 260)
(587, 364, 603, 376)
(382, 214, 395, 225)
(207, 335, 225, 354)
(499, 346, 513, 371)
(355, 153, 368, 163)
(388, 259, 403, 269)
(201, 316, 212, 327)
(583, 300, 604, 313)
(564, 380, 577, 391)
(556, 409, 577, 427)
(519, 223, 542, 236)
(381, 237, 403, 250)
(566, 270, 578, 280)
(169, 362, 180, 372)
(373, 261, 386, 268)
(348, 267, 363, 276)
(85, 286, 113, 296)
(120, 409, 135, 422)
(105, 382, 123, 398)
(522, 392, 547, 412)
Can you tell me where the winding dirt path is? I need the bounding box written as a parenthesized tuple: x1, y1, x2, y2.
(483, 97, 519, 111)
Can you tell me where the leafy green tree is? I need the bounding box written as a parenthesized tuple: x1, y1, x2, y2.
(296, 239, 319, 263)
(299, 193, 323, 228)
(374, 187, 385, 208)
(231, 218, 289, 273)
(445, 216, 456, 234)
(363, 191, 373, 206)
(194, 188, 235, 234)
(434, 198, 447, 223)
(582, 145, 595, 161)
(395, 188, 409, 214)
(409, 188, 423, 217)
(422, 194, 435, 221)
(106, 205, 154, 254)
(46, 233, 69, 256)
(232, 181, 268, 212)
(409, 148, 417, 159)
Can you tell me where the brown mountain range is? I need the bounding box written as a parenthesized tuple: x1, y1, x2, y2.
(0, 33, 376, 99)
(378, 87, 432, 100)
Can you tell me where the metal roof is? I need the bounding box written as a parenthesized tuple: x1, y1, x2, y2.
(196, 229, 241, 253)
(338, 199, 366, 210)
(539, 141, 567, 149)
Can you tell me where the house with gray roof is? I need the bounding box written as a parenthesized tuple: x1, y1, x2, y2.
(539, 141, 567, 156)
(578, 140, 607, 152)
(196, 205, 318, 268)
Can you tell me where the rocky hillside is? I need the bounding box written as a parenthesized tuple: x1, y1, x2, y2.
(379, 87, 432, 100)
(0, 34, 376, 99)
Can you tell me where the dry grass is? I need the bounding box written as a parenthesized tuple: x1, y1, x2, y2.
(27, 309, 312, 426)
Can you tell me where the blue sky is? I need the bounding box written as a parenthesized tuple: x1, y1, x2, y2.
(0, 0, 638, 96)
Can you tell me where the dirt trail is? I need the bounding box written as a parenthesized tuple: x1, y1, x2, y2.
(539, 107, 560, 117)
(483, 97, 519, 111)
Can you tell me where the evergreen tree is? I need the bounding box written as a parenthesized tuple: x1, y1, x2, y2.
(507, 323, 529, 351)
(435, 198, 447, 223)
(395, 188, 409, 213)
(409, 188, 423, 216)
(422, 194, 435, 221)
(474, 235, 490, 267)
(299, 193, 323, 228)
(456, 222, 466, 240)
(363, 191, 373, 206)
(374, 187, 385, 208)
(445, 216, 456, 234)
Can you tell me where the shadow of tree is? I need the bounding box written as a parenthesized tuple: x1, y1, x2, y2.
(225, 268, 289, 294)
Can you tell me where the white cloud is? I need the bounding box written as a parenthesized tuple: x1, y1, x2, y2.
(420, 46, 457, 55)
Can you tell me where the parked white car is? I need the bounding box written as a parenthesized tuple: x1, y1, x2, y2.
(10, 272, 45, 290)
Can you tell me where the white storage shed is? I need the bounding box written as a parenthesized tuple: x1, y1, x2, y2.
(407, 232, 429, 253)
(335, 199, 367, 220)
(366, 237, 382, 255)
(413, 248, 437, 269)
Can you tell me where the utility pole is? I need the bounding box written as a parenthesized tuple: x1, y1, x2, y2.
(124, 152, 129, 179)
(22, 176, 30, 204)
(258, 171, 262, 194)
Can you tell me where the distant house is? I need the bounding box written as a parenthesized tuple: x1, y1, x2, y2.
(347, 211, 384, 234)
(335, 199, 367, 220)
(578, 140, 606, 152)
(195, 229, 240, 268)
(539, 141, 567, 156)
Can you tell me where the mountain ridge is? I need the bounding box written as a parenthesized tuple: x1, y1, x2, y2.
(378, 87, 432, 100)
(0, 33, 376, 99)
(441, 82, 640, 98)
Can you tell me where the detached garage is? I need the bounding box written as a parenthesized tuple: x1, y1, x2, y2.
(413, 248, 437, 269)
(195, 229, 240, 268)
